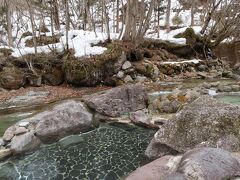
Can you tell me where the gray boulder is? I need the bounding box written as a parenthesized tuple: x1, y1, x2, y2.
(176, 148, 240, 180)
(10, 131, 41, 154)
(84, 84, 148, 117)
(34, 100, 93, 143)
(130, 148, 240, 180)
(146, 96, 240, 159)
(126, 155, 182, 180)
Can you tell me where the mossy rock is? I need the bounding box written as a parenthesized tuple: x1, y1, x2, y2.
(25, 35, 61, 47)
(0, 67, 26, 89)
(0, 48, 13, 56)
(21, 31, 33, 39)
(64, 43, 125, 86)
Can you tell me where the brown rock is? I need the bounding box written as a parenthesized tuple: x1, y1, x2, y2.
(0, 67, 26, 90)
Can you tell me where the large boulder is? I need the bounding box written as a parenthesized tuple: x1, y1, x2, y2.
(126, 155, 182, 180)
(127, 148, 240, 180)
(146, 96, 240, 159)
(1, 100, 93, 155)
(0, 67, 26, 89)
(84, 84, 148, 117)
(175, 148, 240, 180)
(34, 100, 93, 143)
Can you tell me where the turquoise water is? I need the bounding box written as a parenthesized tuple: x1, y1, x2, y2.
(216, 95, 240, 106)
(0, 123, 155, 180)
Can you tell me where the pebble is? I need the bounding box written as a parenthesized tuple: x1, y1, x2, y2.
(124, 75, 134, 83)
(122, 61, 132, 70)
(18, 121, 30, 128)
(117, 71, 124, 79)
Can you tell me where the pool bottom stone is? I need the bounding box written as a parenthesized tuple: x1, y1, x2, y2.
(0, 123, 156, 180)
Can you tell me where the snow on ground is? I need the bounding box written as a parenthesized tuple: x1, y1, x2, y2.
(161, 59, 202, 64)
(0, 0, 203, 58)
(0, 26, 202, 58)
(147, 26, 202, 44)
(0, 30, 119, 58)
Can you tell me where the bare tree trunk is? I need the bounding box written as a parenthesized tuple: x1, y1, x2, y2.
(65, 0, 70, 51)
(116, 0, 120, 33)
(4, 0, 13, 47)
(83, 0, 87, 30)
(102, 0, 111, 41)
(200, 0, 223, 34)
(122, 0, 137, 41)
(165, 0, 171, 32)
(191, 1, 195, 27)
(26, 0, 37, 55)
(52, 0, 60, 30)
(123, 0, 155, 44)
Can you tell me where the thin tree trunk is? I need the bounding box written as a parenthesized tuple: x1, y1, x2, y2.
(116, 0, 120, 33)
(165, 0, 171, 32)
(4, 0, 13, 47)
(102, 0, 111, 41)
(65, 0, 70, 51)
(191, 1, 195, 27)
(52, 0, 60, 30)
(27, 0, 37, 55)
(200, 0, 223, 34)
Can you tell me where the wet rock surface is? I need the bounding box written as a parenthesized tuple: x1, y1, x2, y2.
(146, 96, 240, 159)
(0, 91, 50, 111)
(126, 155, 182, 180)
(84, 84, 148, 117)
(176, 148, 240, 180)
(128, 148, 240, 180)
(10, 131, 41, 154)
(0, 123, 155, 180)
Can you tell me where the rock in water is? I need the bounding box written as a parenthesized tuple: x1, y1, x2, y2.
(10, 131, 41, 154)
(176, 148, 240, 180)
(146, 96, 240, 159)
(3, 126, 16, 142)
(84, 84, 148, 117)
(129, 111, 159, 129)
(34, 100, 93, 143)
